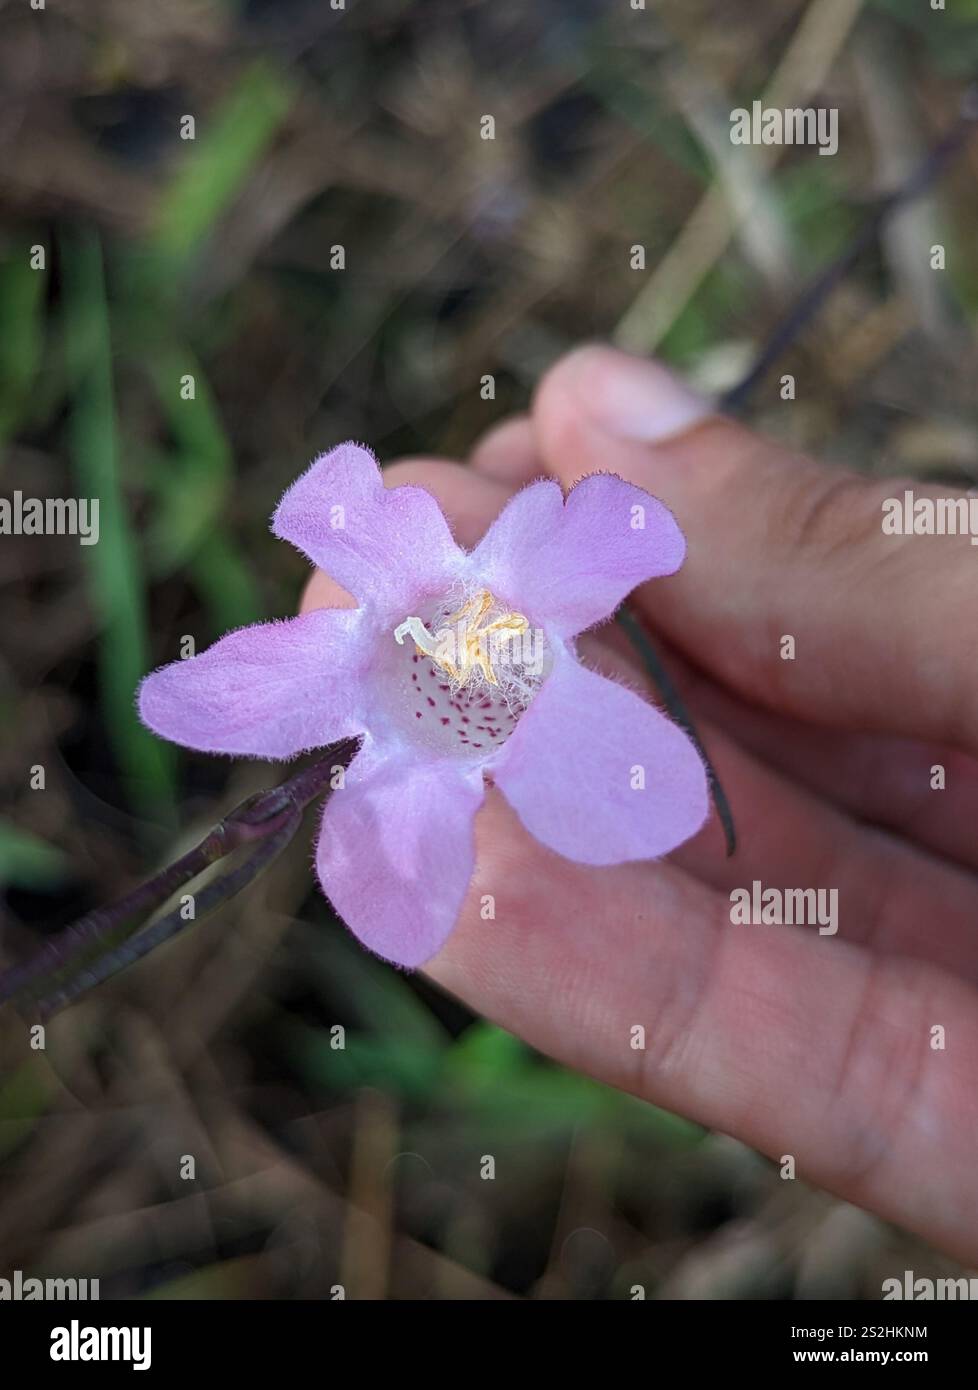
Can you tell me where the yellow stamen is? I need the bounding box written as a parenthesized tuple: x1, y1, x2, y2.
(394, 589, 529, 687)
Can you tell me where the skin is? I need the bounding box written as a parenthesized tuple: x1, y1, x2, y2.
(301, 345, 978, 1263)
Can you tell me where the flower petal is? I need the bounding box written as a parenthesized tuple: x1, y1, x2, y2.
(491, 653, 709, 864)
(316, 741, 484, 967)
(469, 473, 686, 636)
(138, 608, 367, 759)
(272, 442, 464, 621)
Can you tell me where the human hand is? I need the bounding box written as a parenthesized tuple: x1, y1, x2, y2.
(302, 345, 978, 1262)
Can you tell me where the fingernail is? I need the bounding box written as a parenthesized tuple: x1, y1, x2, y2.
(580, 349, 714, 443)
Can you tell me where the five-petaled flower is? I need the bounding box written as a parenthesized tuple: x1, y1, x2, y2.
(138, 444, 709, 967)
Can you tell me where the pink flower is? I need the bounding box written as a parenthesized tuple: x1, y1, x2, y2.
(138, 444, 708, 966)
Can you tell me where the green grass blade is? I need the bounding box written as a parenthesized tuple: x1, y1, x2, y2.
(0, 249, 45, 440)
(152, 62, 295, 269)
(0, 822, 69, 892)
(145, 347, 232, 571)
(61, 229, 176, 816)
(189, 528, 264, 632)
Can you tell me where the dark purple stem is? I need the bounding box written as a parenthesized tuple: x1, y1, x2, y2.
(35, 807, 302, 1018)
(0, 738, 359, 1012)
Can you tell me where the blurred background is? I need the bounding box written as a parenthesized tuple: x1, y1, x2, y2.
(2, 0, 977, 1299)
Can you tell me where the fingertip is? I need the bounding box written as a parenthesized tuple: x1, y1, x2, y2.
(469, 415, 541, 484)
(533, 344, 773, 508)
(536, 344, 713, 443)
(300, 569, 355, 614)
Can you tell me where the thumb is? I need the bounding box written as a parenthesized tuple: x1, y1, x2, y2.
(533, 345, 978, 756)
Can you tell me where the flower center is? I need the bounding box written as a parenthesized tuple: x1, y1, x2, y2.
(394, 588, 530, 689)
(379, 586, 551, 760)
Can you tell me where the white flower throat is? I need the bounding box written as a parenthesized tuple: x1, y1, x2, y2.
(386, 587, 551, 759)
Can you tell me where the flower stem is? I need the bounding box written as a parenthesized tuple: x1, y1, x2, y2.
(0, 738, 360, 1017)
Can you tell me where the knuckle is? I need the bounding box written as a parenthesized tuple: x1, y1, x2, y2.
(774, 466, 885, 561)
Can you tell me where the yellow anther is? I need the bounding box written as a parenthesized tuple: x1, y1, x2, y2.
(394, 589, 529, 687)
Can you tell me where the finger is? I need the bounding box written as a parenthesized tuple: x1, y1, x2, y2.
(533, 345, 978, 757)
(668, 646, 978, 875)
(579, 634, 978, 984)
(469, 415, 541, 484)
(673, 720, 978, 984)
(427, 794, 978, 1262)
